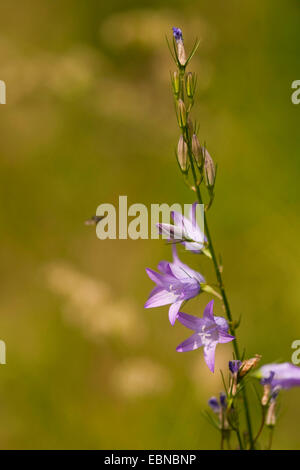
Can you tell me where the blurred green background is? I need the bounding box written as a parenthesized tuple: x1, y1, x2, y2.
(0, 0, 300, 449)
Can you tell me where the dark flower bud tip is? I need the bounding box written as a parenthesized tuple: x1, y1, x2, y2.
(219, 392, 227, 409)
(172, 27, 183, 42)
(229, 360, 242, 375)
(208, 397, 220, 413)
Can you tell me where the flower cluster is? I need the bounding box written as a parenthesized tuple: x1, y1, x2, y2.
(143, 27, 300, 450)
(145, 210, 234, 371)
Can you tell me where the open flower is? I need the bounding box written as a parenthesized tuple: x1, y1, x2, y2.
(157, 202, 207, 253)
(258, 362, 300, 390)
(176, 300, 235, 372)
(144, 245, 205, 325)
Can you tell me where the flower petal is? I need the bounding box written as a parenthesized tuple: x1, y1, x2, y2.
(170, 252, 205, 285)
(214, 315, 229, 331)
(145, 268, 164, 285)
(189, 202, 198, 224)
(176, 332, 203, 352)
(259, 362, 300, 389)
(218, 330, 235, 344)
(177, 311, 204, 330)
(168, 300, 182, 325)
(203, 300, 214, 321)
(157, 223, 184, 241)
(183, 241, 203, 253)
(144, 287, 177, 308)
(203, 342, 217, 372)
(171, 211, 185, 231)
(146, 268, 179, 290)
(157, 261, 172, 275)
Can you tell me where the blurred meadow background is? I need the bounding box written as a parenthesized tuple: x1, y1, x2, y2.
(0, 0, 300, 449)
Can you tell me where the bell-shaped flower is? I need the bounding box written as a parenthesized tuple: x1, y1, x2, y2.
(157, 202, 207, 253)
(257, 362, 300, 390)
(145, 245, 205, 325)
(176, 300, 235, 372)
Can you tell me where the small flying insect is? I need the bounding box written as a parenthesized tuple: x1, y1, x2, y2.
(84, 215, 105, 226)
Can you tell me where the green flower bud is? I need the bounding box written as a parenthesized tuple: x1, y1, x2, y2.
(192, 134, 203, 168)
(171, 71, 180, 98)
(203, 148, 216, 188)
(177, 99, 187, 128)
(186, 72, 196, 99)
(177, 135, 188, 171)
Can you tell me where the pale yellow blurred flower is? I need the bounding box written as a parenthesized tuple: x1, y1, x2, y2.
(99, 9, 211, 50)
(45, 262, 146, 345)
(110, 357, 172, 398)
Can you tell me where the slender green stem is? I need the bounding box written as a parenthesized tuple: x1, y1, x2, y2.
(173, 57, 254, 448)
(220, 431, 224, 451)
(267, 427, 274, 450)
(236, 429, 244, 450)
(184, 132, 254, 449)
(226, 433, 232, 450)
(253, 406, 266, 447)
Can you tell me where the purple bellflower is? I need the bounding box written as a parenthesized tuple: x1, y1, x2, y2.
(144, 244, 205, 325)
(176, 300, 235, 372)
(261, 371, 275, 387)
(258, 362, 300, 390)
(157, 202, 207, 253)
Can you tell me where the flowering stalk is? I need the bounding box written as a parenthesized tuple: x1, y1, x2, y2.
(169, 27, 254, 448)
(144, 27, 300, 450)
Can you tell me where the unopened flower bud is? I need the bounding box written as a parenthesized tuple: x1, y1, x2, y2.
(229, 360, 241, 396)
(208, 396, 220, 413)
(229, 360, 242, 375)
(177, 99, 187, 128)
(208, 393, 229, 430)
(262, 384, 271, 406)
(192, 134, 203, 168)
(266, 400, 276, 427)
(261, 371, 276, 406)
(177, 41, 186, 66)
(239, 354, 262, 378)
(172, 27, 186, 66)
(186, 72, 196, 99)
(177, 135, 188, 171)
(203, 148, 216, 188)
(171, 71, 180, 98)
(219, 392, 227, 409)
